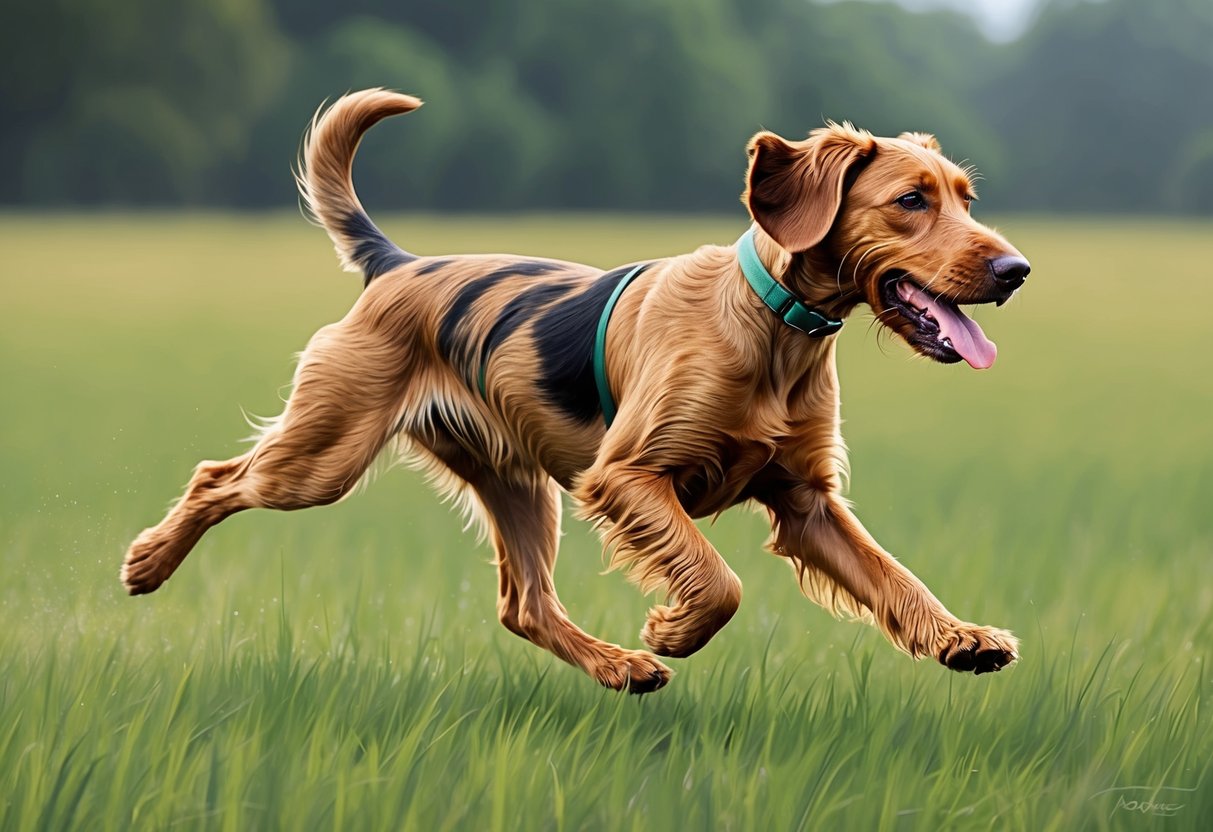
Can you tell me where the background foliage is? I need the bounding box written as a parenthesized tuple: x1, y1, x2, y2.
(3, 0, 1212, 213)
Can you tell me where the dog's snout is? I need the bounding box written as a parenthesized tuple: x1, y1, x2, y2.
(988, 255, 1030, 288)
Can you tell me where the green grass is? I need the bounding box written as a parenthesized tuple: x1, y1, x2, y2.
(2, 213, 1212, 830)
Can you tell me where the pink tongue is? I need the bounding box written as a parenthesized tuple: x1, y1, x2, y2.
(898, 282, 997, 369)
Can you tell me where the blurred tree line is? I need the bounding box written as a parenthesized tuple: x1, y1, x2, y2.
(2, 0, 1211, 214)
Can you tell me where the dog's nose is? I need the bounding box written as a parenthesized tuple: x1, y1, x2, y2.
(988, 255, 1030, 289)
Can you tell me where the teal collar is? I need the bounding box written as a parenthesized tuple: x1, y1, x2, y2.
(737, 228, 843, 337)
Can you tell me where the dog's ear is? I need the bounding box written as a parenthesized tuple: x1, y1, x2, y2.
(898, 131, 941, 152)
(743, 124, 876, 253)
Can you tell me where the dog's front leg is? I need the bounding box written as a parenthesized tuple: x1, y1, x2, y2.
(763, 482, 1018, 674)
(575, 462, 742, 658)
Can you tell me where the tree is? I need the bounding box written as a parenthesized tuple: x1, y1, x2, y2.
(1, 0, 288, 204)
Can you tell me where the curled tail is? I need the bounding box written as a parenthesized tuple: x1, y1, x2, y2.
(296, 88, 422, 285)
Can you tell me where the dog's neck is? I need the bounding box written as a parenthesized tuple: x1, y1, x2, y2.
(749, 227, 864, 320)
(729, 227, 847, 389)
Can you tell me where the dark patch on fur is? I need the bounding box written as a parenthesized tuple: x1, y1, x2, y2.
(437, 261, 566, 382)
(438, 273, 510, 370)
(533, 264, 649, 422)
(415, 258, 453, 276)
(481, 282, 576, 366)
(484, 261, 563, 280)
(340, 212, 414, 286)
(419, 402, 489, 457)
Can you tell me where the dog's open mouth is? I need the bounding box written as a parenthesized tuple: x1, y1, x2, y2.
(880, 273, 998, 369)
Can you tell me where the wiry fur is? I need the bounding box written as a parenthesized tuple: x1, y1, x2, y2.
(295, 89, 419, 283)
(121, 89, 1030, 692)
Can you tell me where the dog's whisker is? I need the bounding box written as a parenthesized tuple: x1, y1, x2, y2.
(917, 261, 950, 296)
(835, 242, 864, 297)
(851, 242, 894, 293)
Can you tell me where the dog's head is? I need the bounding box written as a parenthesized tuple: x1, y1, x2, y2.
(743, 124, 1029, 369)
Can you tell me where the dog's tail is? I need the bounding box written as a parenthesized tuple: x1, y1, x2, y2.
(295, 88, 422, 286)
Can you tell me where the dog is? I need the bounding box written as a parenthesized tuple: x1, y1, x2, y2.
(121, 89, 1030, 693)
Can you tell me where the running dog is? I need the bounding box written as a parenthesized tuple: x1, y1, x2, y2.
(122, 89, 1030, 693)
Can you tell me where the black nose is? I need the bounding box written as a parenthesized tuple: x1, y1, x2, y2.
(988, 255, 1030, 288)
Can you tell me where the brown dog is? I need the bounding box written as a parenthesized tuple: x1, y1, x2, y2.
(121, 89, 1030, 693)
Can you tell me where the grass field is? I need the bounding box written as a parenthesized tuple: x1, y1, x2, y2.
(2, 213, 1212, 830)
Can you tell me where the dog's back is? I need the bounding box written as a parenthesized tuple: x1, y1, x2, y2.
(295, 90, 679, 485)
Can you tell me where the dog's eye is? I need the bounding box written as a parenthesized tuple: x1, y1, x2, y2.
(896, 191, 927, 211)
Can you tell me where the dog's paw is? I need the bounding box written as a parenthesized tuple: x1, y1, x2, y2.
(640, 578, 740, 658)
(120, 529, 176, 595)
(640, 604, 716, 658)
(593, 650, 673, 695)
(936, 623, 1019, 674)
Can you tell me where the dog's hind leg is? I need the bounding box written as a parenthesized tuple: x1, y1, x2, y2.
(121, 317, 410, 595)
(473, 473, 672, 694)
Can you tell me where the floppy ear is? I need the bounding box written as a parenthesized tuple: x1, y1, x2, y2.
(743, 124, 876, 253)
(898, 131, 941, 152)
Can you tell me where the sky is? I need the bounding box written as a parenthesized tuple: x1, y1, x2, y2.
(849, 0, 1050, 41)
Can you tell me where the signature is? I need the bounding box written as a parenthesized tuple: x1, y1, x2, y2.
(1090, 785, 1199, 819)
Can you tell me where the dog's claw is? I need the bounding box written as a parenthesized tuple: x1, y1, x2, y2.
(593, 650, 673, 694)
(936, 624, 1018, 675)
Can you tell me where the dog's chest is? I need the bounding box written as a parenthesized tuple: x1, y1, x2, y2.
(673, 439, 778, 518)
